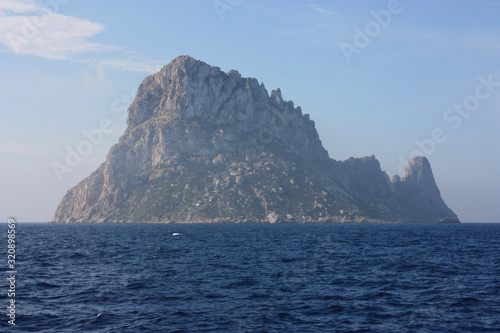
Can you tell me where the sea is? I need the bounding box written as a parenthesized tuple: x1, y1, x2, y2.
(1, 222, 499, 332)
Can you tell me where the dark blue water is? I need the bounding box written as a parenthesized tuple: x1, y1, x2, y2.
(1, 223, 499, 332)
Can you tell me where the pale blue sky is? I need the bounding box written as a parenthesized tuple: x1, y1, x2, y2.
(1, 0, 499, 222)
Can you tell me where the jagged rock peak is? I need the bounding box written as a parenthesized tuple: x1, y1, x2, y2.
(403, 156, 435, 184)
(125, 55, 330, 162)
(161, 54, 206, 68)
(128, 55, 296, 126)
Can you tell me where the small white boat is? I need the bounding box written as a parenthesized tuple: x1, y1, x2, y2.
(172, 233, 182, 236)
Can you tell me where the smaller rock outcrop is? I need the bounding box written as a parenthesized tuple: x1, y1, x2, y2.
(393, 156, 456, 223)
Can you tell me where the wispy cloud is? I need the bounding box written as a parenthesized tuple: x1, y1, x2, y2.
(97, 59, 164, 74)
(308, 3, 336, 16)
(0, 0, 162, 73)
(0, 0, 39, 13)
(0, 0, 112, 60)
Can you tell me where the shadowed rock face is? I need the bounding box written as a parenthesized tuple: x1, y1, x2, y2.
(53, 56, 458, 223)
(392, 157, 457, 222)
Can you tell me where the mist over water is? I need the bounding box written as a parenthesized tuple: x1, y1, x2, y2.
(2, 223, 499, 332)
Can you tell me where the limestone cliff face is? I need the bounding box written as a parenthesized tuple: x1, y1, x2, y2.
(53, 56, 457, 223)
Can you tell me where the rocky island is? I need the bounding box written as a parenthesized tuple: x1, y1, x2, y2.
(53, 56, 458, 223)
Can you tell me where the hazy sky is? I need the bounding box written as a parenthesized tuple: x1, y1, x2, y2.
(1, 0, 499, 222)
